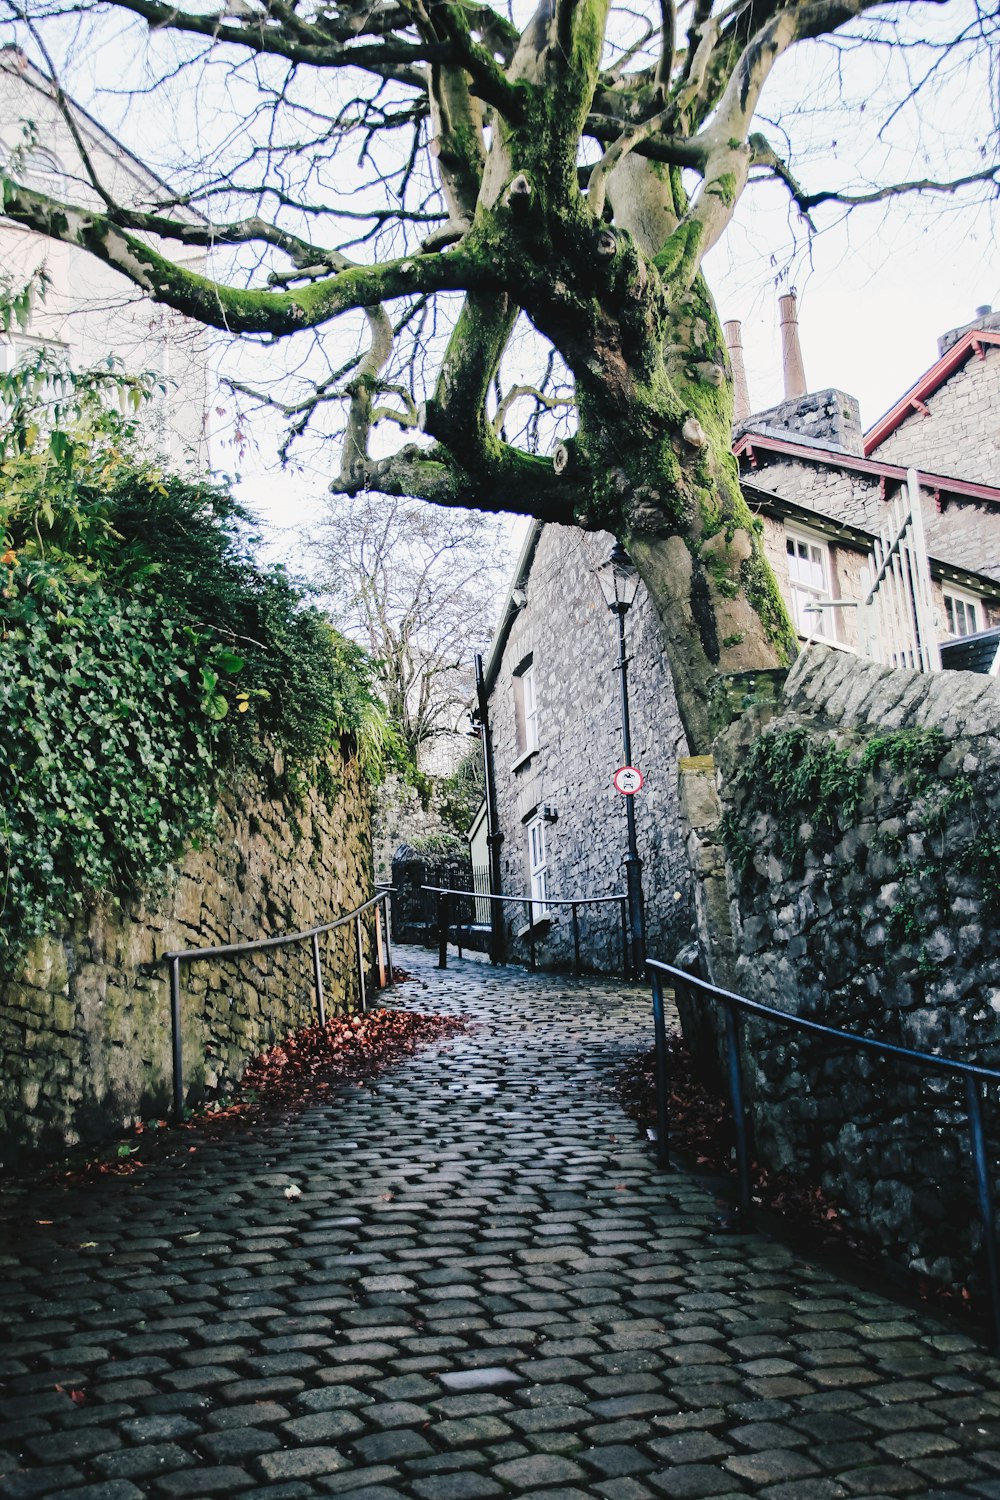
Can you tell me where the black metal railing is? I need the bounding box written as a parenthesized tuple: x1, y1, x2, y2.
(648, 957, 1000, 1351)
(423, 884, 630, 976)
(163, 890, 393, 1122)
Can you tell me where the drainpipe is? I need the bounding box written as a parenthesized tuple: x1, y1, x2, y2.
(475, 652, 506, 965)
(779, 290, 807, 399)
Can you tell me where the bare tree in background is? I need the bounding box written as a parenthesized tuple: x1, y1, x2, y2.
(313, 496, 508, 766)
(2, 0, 997, 751)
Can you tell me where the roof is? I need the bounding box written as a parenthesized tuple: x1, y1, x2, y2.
(0, 47, 209, 230)
(864, 328, 1000, 457)
(481, 521, 542, 693)
(734, 430, 1000, 512)
(939, 627, 1000, 675)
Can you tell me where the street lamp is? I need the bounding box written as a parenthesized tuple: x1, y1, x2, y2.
(597, 543, 646, 976)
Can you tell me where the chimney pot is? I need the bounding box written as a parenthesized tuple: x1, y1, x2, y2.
(976, 304, 992, 318)
(778, 290, 807, 400)
(723, 319, 752, 425)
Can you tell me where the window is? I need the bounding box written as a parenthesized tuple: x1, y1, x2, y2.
(513, 657, 539, 759)
(943, 587, 981, 639)
(0, 332, 69, 375)
(522, 664, 538, 751)
(526, 814, 548, 923)
(786, 529, 835, 640)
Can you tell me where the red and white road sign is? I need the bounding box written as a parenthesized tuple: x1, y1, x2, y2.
(613, 765, 644, 795)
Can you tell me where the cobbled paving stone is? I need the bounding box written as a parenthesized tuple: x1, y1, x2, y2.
(2, 946, 1000, 1498)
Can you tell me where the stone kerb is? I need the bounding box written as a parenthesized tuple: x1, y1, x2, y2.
(695, 645, 1000, 1292)
(0, 756, 372, 1165)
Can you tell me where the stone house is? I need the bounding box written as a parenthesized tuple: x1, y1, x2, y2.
(0, 47, 210, 462)
(470, 301, 1000, 973)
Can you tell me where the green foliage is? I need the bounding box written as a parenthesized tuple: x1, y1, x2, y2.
(0, 569, 219, 953)
(721, 723, 999, 972)
(0, 340, 385, 964)
(721, 725, 948, 872)
(434, 748, 486, 836)
(408, 831, 470, 861)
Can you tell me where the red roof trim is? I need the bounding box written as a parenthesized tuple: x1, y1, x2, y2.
(863, 328, 1000, 456)
(732, 430, 1000, 508)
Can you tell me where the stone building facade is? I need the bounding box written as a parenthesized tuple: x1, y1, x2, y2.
(0, 754, 373, 1163)
(472, 305, 1000, 977)
(867, 319, 1000, 487)
(737, 435, 1000, 591)
(482, 524, 692, 973)
(0, 49, 210, 462)
(478, 487, 997, 974)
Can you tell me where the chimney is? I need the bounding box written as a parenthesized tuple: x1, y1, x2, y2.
(724, 319, 751, 424)
(778, 290, 807, 400)
(938, 303, 1000, 356)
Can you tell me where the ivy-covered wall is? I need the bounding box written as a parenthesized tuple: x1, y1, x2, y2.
(0, 356, 385, 1165)
(0, 753, 371, 1164)
(706, 646, 1000, 1293)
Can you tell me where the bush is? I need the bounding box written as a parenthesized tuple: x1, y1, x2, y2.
(0, 353, 386, 962)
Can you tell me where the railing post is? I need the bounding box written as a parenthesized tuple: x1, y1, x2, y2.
(526, 901, 535, 972)
(457, 895, 464, 961)
(311, 930, 326, 1027)
(722, 998, 754, 1225)
(651, 969, 670, 1170)
(355, 913, 367, 1012)
(374, 906, 387, 988)
(620, 899, 629, 979)
(382, 896, 394, 986)
(572, 903, 581, 977)
(437, 892, 449, 968)
(169, 956, 184, 1123)
(965, 1074, 1000, 1354)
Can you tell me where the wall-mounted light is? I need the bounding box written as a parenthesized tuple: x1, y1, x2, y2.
(541, 804, 558, 823)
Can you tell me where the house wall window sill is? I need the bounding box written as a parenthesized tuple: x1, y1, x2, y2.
(512, 748, 539, 774)
(515, 916, 555, 938)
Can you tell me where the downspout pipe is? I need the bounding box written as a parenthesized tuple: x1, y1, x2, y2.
(475, 652, 506, 965)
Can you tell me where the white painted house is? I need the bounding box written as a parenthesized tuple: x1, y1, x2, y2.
(0, 48, 210, 462)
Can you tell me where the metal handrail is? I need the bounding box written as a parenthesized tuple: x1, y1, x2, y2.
(648, 957, 1000, 1351)
(422, 885, 627, 909)
(164, 890, 394, 1122)
(423, 884, 630, 977)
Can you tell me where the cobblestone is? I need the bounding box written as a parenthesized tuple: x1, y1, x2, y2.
(2, 947, 1000, 1498)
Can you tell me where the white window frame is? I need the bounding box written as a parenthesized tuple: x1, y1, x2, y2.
(512, 657, 539, 762)
(526, 814, 548, 923)
(785, 527, 837, 642)
(942, 585, 981, 640)
(521, 662, 538, 752)
(0, 331, 70, 374)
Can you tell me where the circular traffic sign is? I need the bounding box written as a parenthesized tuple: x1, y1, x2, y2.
(613, 765, 644, 795)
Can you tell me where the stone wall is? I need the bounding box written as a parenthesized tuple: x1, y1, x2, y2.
(704, 646, 1000, 1290)
(0, 753, 372, 1164)
(486, 524, 692, 974)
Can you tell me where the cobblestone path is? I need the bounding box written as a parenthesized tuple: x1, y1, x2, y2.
(3, 947, 1000, 1500)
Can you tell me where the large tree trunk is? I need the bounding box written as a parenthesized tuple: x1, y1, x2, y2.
(557, 273, 797, 754)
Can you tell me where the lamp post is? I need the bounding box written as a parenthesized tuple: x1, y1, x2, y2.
(597, 543, 646, 977)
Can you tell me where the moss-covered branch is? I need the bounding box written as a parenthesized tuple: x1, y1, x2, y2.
(0, 181, 499, 334)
